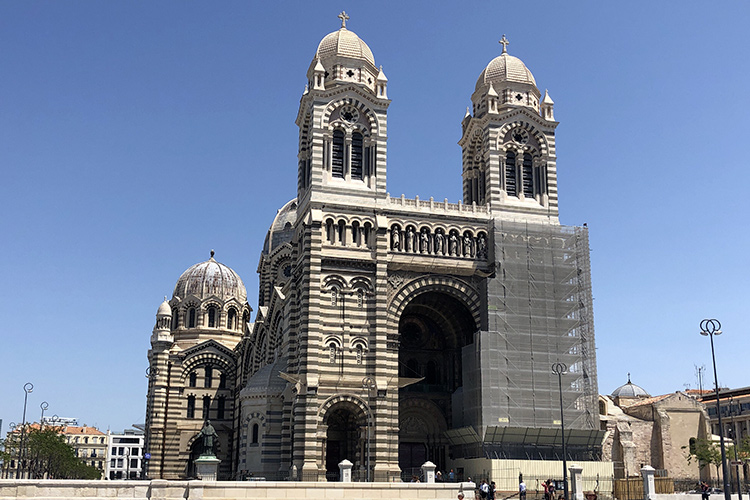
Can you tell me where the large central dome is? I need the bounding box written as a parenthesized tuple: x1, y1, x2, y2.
(173, 251, 247, 303)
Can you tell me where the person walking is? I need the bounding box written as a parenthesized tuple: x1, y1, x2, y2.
(519, 479, 527, 500)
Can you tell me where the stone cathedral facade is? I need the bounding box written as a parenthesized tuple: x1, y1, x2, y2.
(145, 17, 599, 481)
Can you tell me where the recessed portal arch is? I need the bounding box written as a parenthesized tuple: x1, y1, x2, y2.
(392, 281, 479, 476)
(319, 396, 369, 479)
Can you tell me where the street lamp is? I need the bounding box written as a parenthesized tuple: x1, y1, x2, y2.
(552, 362, 569, 500)
(362, 376, 376, 482)
(728, 397, 743, 500)
(40, 402, 49, 430)
(700, 319, 731, 500)
(19, 382, 33, 479)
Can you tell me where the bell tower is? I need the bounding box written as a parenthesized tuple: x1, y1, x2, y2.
(459, 35, 559, 223)
(296, 12, 390, 211)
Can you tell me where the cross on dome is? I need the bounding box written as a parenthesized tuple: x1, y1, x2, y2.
(499, 34, 509, 54)
(338, 11, 349, 28)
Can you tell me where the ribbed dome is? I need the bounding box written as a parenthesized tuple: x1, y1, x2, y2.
(316, 27, 375, 68)
(173, 251, 247, 303)
(476, 53, 537, 92)
(156, 298, 171, 317)
(611, 377, 650, 398)
(244, 359, 287, 397)
(263, 199, 297, 255)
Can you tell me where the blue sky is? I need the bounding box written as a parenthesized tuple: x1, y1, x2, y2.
(1, 2, 748, 433)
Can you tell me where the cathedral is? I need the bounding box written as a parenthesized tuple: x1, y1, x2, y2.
(144, 14, 599, 482)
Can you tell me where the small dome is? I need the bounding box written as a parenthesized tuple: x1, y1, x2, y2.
(263, 199, 297, 255)
(316, 27, 375, 68)
(156, 297, 172, 317)
(244, 359, 287, 397)
(173, 251, 247, 303)
(476, 53, 537, 92)
(611, 376, 650, 398)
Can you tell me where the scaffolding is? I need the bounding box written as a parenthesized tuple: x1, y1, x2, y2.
(461, 219, 599, 459)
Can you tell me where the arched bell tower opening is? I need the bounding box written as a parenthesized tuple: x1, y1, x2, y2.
(397, 291, 477, 475)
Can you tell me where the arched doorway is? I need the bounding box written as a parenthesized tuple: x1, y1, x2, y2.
(322, 401, 366, 479)
(397, 290, 477, 474)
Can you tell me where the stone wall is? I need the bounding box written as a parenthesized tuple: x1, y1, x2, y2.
(0, 479, 474, 500)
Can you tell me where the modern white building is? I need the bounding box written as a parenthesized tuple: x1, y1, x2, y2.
(105, 429, 145, 480)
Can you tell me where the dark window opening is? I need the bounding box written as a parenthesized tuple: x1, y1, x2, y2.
(202, 395, 211, 420)
(187, 396, 195, 419)
(217, 396, 226, 420)
(204, 366, 213, 388)
(189, 372, 197, 387)
(207, 307, 217, 328)
(332, 130, 345, 178)
(505, 151, 517, 196)
(351, 132, 363, 180)
(252, 424, 259, 444)
(522, 153, 534, 197)
(188, 308, 196, 328)
(219, 372, 227, 389)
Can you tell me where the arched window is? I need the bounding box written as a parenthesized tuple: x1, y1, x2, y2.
(351, 132, 363, 180)
(219, 372, 227, 389)
(351, 221, 360, 246)
(172, 310, 178, 330)
(207, 306, 217, 328)
(252, 424, 259, 444)
(522, 153, 534, 197)
(187, 396, 196, 419)
(217, 396, 226, 420)
(328, 343, 337, 363)
(242, 311, 249, 331)
(188, 308, 196, 328)
(505, 151, 517, 196)
(227, 309, 237, 330)
(202, 396, 211, 420)
(331, 288, 338, 306)
(189, 372, 197, 388)
(332, 130, 345, 178)
(204, 366, 213, 388)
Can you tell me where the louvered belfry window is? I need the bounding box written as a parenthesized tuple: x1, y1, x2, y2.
(505, 151, 517, 196)
(522, 153, 534, 197)
(351, 132, 363, 179)
(332, 130, 345, 178)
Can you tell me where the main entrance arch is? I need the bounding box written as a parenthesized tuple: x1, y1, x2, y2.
(392, 281, 479, 475)
(319, 396, 369, 479)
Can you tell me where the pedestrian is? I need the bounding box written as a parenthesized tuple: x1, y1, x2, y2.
(701, 481, 710, 500)
(547, 480, 556, 500)
(449, 469, 456, 482)
(480, 480, 489, 499)
(519, 478, 527, 500)
(488, 481, 496, 500)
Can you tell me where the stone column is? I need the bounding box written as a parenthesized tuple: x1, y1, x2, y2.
(339, 459, 353, 482)
(569, 464, 584, 500)
(641, 465, 656, 500)
(421, 461, 436, 483)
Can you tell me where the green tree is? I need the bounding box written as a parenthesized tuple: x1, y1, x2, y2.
(1, 427, 101, 479)
(683, 437, 723, 478)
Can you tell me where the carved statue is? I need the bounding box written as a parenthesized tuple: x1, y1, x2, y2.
(391, 227, 401, 250)
(420, 230, 429, 253)
(434, 231, 444, 255)
(477, 234, 487, 258)
(463, 234, 473, 257)
(198, 420, 218, 456)
(449, 233, 458, 256)
(405, 227, 414, 252)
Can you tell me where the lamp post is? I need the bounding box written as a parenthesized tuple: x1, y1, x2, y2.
(5, 423, 16, 479)
(700, 319, 731, 500)
(40, 402, 49, 430)
(728, 397, 743, 500)
(19, 383, 33, 479)
(552, 362, 569, 500)
(362, 376, 376, 482)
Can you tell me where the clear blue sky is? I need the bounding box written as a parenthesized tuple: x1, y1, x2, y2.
(2, 1, 748, 433)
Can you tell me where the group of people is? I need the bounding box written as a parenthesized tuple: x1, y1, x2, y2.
(474, 478, 561, 500)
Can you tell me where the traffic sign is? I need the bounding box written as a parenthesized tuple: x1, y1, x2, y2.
(144, 453, 151, 459)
